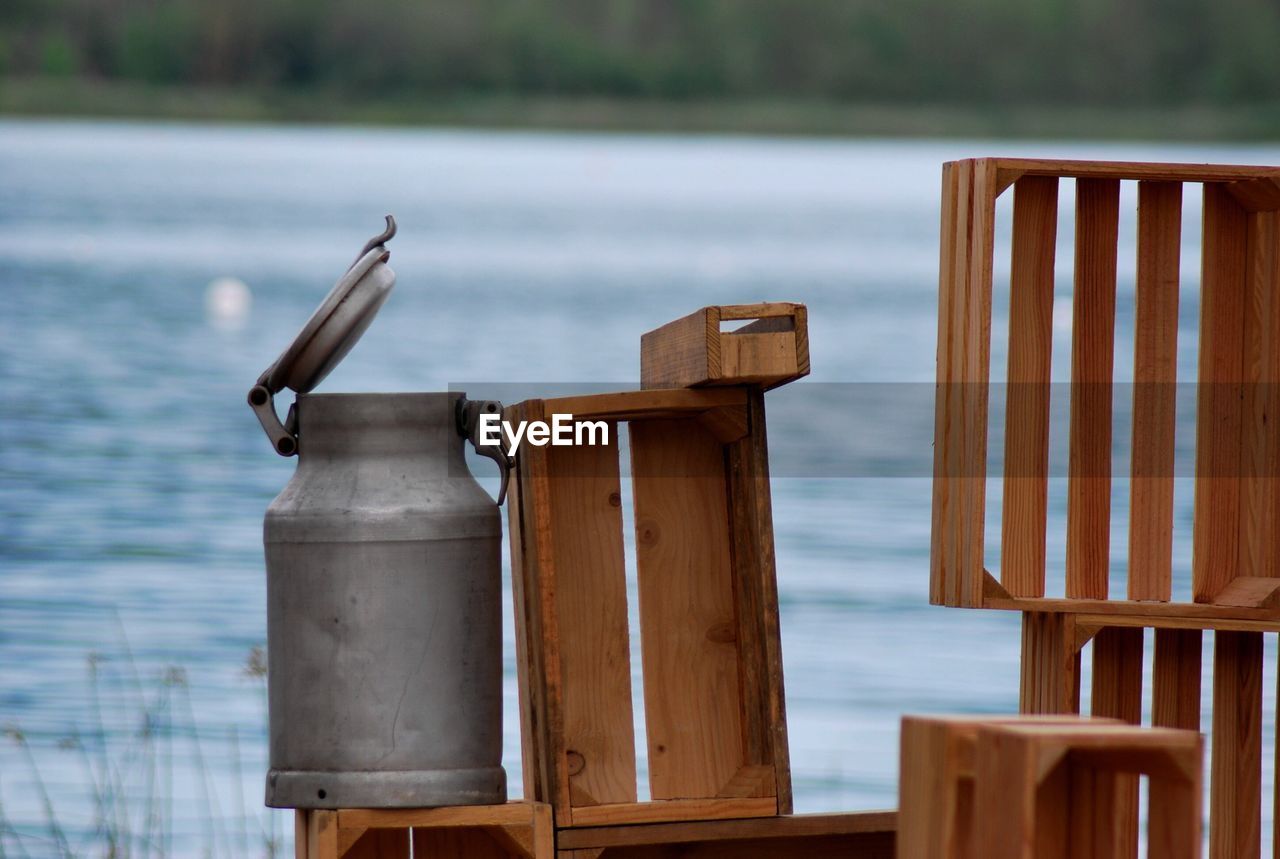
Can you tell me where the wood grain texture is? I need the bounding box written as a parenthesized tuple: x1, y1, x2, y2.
(412, 828, 513, 859)
(1001, 175, 1059, 598)
(986, 158, 1280, 185)
(545, 434, 637, 808)
(1194, 185, 1249, 603)
(630, 419, 745, 801)
(1152, 628, 1202, 731)
(640, 304, 808, 390)
(1020, 612, 1081, 714)
(541, 389, 747, 423)
(558, 810, 895, 849)
(580, 833, 894, 859)
(639, 308, 715, 389)
(566, 797, 776, 827)
(931, 158, 998, 608)
(1237, 210, 1280, 583)
(725, 389, 792, 812)
(1129, 181, 1183, 601)
(344, 829, 410, 859)
(1210, 630, 1262, 859)
(1066, 178, 1121, 600)
(1088, 627, 1143, 859)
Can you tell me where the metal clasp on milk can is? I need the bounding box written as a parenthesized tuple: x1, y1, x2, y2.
(249, 217, 509, 809)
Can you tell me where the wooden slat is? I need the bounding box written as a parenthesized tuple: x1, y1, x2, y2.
(987, 158, 1280, 185)
(1210, 630, 1262, 859)
(1129, 181, 1183, 601)
(631, 419, 746, 801)
(725, 389, 792, 812)
(931, 158, 998, 607)
(558, 810, 896, 849)
(1019, 612, 1081, 714)
(1001, 175, 1059, 598)
(512, 400, 572, 815)
(412, 829, 512, 859)
(344, 829, 410, 859)
(1152, 628, 1202, 731)
(1066, 178, 1121, 600)
(1237, 210, 1280, 582)
(545, 434, 637, 808)
(1089, 628, 1143, 859)
(985, 594, 1280, 628)
(506, 408, 544, 803)
(1193, 185, 1249, 602)
(540, 388, 747, 422)
(566, 797, 776, 828)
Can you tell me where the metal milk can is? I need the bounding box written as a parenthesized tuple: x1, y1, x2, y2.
(248, 217, 510, 809)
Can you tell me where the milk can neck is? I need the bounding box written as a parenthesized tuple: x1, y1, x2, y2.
(294, 392, 465, 465)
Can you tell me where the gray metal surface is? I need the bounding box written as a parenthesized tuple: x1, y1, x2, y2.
(263, 392, 507, 809)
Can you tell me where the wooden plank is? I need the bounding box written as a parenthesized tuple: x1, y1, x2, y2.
(1210, 630, 1262, 859)
(307, 810, 339, 859)
(545, 434, 637, 808)
(412, 829, 513, 859)
(1088, 628, 1143, 859)
(337, 805, 537, 831)
(343, 829, 409, 859)
(1152, 628, 1202, 731)
(1066, 178, 1121, 600)
(985, 594, 1280, 626)
(506, 406, 544, 803)
(566, 797, 776, 828)
(719, 302, 804, 320)
(1001, 175, 1059, 598)
(539, 388, 746, 422)
(510, 400, 572, 815)
(1019, 612, 1081, 714)
(638, 307, 716, 389)
(558, 810, 896, 849)
(1129, 181, 1183, 601)
(577, 832, 895, 859)
(1237, 211, 1280, 583)
(725, 389, 791, 813)
(1193, 185, 1249, 602)
(296, 811, 309, 859)
(931, 158, 998, 608)
(630, 419, 745, 802)
(984, 158, 1280, 185)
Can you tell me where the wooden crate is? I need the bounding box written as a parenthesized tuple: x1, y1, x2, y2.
(505, 387, 791, 828)
(897, 714, 1118, 859)
(640, 303, 809, 390)
(293, 803, 553, 859)
(929, 158, 1280, 859)
(971, 722, 1202, 859)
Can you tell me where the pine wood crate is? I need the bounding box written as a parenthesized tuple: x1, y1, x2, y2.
(640, 302, 809, 390)
(504, 387, 790, 828)
(293, 803, 553, 859)
(930, 158, 1280, 859)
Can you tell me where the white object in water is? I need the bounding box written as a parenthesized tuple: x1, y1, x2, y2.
(206, 276, 252, 328)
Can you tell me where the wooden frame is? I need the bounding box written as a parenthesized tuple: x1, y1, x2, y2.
(930, 158, 1280, 858)
(505, 387, 791, 828)
(293, 803, 554, 859)
(640, 303, 810, 390)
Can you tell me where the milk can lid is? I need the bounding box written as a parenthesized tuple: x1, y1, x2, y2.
(247, 216, 397, 456)
(260, 215, 397, 395)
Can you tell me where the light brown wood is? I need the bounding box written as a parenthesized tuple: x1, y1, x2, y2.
(1212, 576, 1280, 608)
(336, 804, 539, 830)
(725, 390, 792, 813)
(566, 797, 777, 827)
(1020, 612, 1081, 714)
(1152, 628, 1202, 731)
(1194, 185, 1249, 603)
(972, 723, 1202, 859)
(1001, 175, 1059, 598)
(985, 594, 1280, 628)
(412, 828, 512, 859)
(1066, 178, 1120, 600)
(1238, 210, 1280, 584)
(546, 434, 638, 808)
(1129, 181, 1183, 602)
(343, 829, 409, 859)
(539, 388, 747, 423)
(1088, 628, 1143, 858)
(306, 810, 339, 859)
(640, 303, 809, 390)
(985, 157, 1280, 186)
(559, 810, 895, 849)
(931, 158, 998, 608)
(1210, 630, 1262, 859)
(630, 418, 746, 803)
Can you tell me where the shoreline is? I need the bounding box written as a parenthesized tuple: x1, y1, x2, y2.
(2, 77, 1280, 142)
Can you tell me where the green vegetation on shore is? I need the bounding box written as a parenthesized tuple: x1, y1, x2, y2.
(2, 0, 1279, 139)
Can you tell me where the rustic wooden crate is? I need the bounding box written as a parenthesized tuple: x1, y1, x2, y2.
(640, 302, 809, 390)
(293, 803, 553, 859)
(505, 387, 790, 828)
(930, 157, 1280, 858)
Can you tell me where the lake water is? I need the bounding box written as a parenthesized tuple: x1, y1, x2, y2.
(2, 119, 1279, 856)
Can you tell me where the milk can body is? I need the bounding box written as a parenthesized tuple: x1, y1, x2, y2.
(263, 392, 506, 808)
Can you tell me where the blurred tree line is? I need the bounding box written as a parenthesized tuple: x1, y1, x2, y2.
(1, 0, 1278, 106)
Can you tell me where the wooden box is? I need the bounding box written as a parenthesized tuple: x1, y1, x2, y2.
(640, 303, 809, 390)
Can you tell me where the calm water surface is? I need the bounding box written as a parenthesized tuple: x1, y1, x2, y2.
(2, 119, 1278, 856)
